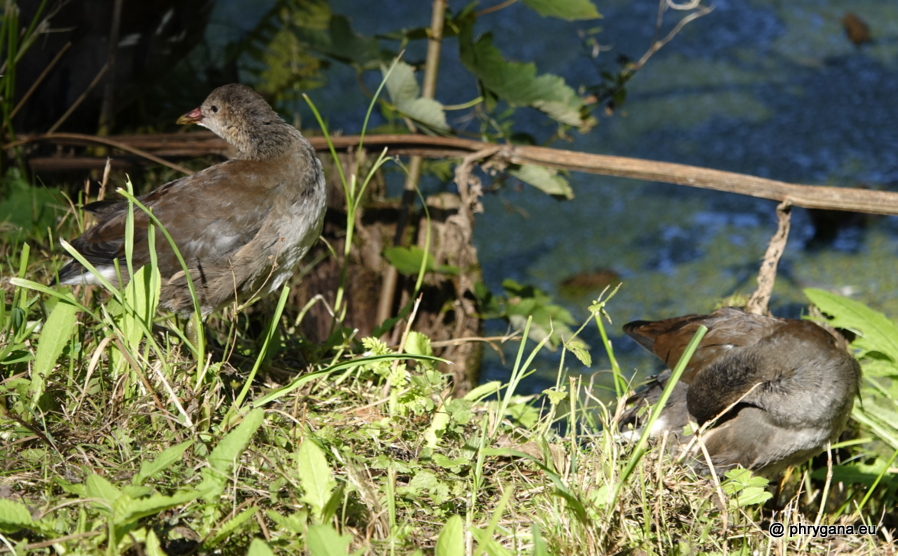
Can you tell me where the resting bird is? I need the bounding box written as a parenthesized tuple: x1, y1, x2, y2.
(58, 84, 327, 317)
(621, 307, 860, 478)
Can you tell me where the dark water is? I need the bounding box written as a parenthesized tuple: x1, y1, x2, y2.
(213, 0, 898, 395)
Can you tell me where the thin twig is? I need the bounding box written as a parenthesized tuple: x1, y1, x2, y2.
(476, 0, 518, 17)
(48, 63, 109, 134)
(632, 3, 714, 73)
(376, 0, 448, 330)
(9, 41, 72, 120)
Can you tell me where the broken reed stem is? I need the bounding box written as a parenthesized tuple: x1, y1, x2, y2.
(746, 200, 792, 316)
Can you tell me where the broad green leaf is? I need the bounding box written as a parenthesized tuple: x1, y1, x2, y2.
(134, 441, 194, 486)
(199, 408, 265, 501)
(404, 331, 434, 358)
(424, 407, 451, 450)
(321, 483, 345, 524)
(0, 498, 34, 534)
(460, 24, 590, 128)
(463, 381, 502, 401)
(297, 439, 337, 520)
(380, 58, 449, 133)
(804, 288, 898, 362)
(722, 469, 772, 506)
(563, 339, 591, 367)
(509, 165, 573, 199)
(208, 409, 265, 473)
(267, 509, 308, 534)
(399, 97, 450, 134)
(384, 246, 459, 276)
(522, 0, 600, 20)
(543, 387, 568, 405)
(121, 485, 154, 499)
(206, 507, 259, 547)
(247, 538, 276, 556)
(383, 60, 421, 105)
(85, 473, 122, 506)
(30, 297, 77, 407)
(502, 279, 576, 348)
(436, 515, 464, 556)
(294, 15, 386, 69)
(121, 264, 161, 350)
(145, 529, 166, 556)
(307, 524, 355, 556)
(853, 403, 898, 450)
(114, 491, 200, 526)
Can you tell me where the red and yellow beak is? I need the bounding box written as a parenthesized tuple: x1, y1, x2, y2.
(176, 107, 203, 125)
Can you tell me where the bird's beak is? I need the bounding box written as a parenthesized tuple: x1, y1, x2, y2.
(177, 108, 203, 125)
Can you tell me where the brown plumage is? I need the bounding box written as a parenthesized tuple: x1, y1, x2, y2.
(621, 307, 860, 478)
(58, 84, 327, 317)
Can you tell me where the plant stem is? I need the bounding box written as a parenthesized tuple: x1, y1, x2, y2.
(375, 0, 447, 330)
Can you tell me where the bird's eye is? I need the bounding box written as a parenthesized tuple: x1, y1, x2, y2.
(211, 105, 219, 113)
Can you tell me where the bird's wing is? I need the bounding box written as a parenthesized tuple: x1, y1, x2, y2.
(61, 159, 281, 281)
(623, 307, 779, 381)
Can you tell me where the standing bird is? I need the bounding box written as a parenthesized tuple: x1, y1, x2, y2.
(621, 307, 860, 478)
(58, 84, 327, 317)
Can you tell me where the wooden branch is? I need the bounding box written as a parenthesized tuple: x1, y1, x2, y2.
(11, 132, 898, 216)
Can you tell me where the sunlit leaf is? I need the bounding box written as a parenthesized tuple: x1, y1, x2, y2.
(459, 23, 591, 128)
(436, 515, 464, 556)
(297, 439, 337, 521)
(509, 164, 574, 199)
(522, 0, 601, 21)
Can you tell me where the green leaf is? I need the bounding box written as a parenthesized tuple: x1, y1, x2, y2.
(805, 288, 898, 363)
(307, 524, 355, 556)
(247, 538, 276, 556)
(294, 15, 386, 69)
(0, 498, 35, 534)
(424, 407, 451, 450)
(463, 381, 502, 401)
(120, 264, 161, 350)
(114, 491, 200, 526)
(199, 409, 265, 501)
(509, 165, 573, 199)
(563, 339, 591, 366)
(145, 529, 166, 556)
(206, 506, 259, 547)
(133, 441, 194, 486)
(543, 387, 568, 406)
(722, 469, 772, 506)
(383, 60, 421, 105)
(531, 523, 549, 556)
(404, 331, 434, 358)
(30, 297, 77, 407)
(297, 439, 337, 521)
(436, 515, 465, 556)
(85, 473, 122, 506)
(401, 97, 451, 134)
(522, 0, 601, 20)
(384, 246, 459, 276)
(501, 279, 576, 349)
(459, 25, 591, 128)
(382, 60, 450, 132)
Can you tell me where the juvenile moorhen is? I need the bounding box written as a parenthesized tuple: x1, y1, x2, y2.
(621, 307, 860, 478)
(58, 84, 327, 317)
